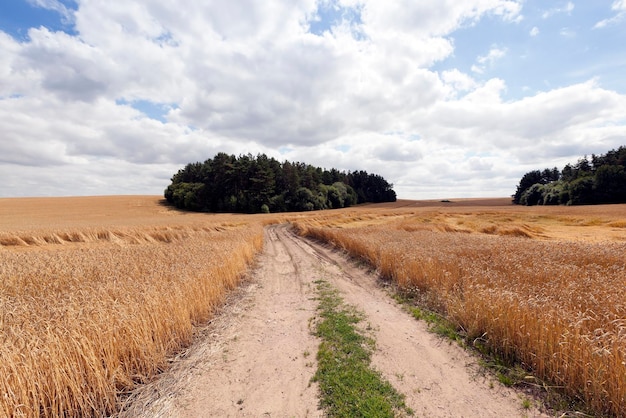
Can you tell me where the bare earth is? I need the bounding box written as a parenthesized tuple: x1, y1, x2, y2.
(121, 224, 548, 418)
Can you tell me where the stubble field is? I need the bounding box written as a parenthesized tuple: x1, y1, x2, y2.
(1, 196, 625, 417)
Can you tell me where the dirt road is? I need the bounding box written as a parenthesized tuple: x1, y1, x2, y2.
(122, 224, 547, 417)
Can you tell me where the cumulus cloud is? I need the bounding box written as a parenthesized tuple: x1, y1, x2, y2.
(441, 69, 478, 95)
(1, 0, 625, 199)
(422, 80, 626, 161)
(376, 1, 521, 35)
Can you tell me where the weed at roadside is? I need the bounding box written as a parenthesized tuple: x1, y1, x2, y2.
(311, 279, 413, 417)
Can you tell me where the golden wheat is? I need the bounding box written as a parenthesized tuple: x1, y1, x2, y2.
(294, 205, 626, 417)
(0, 197, 265, 417)
(3, 196, 625, 417)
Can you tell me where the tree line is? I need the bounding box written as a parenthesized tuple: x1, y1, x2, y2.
(164, 152, 396, 213)
(513, 146, 626, 205)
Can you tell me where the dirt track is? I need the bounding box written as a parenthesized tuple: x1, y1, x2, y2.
(121, 224, 548, 417)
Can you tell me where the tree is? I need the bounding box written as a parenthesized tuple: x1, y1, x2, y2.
(294, 187, 316, 211)
(513, 146, 626, 206)
(513, 170, 543, 204)
(519, 183, 544, 206)
(594, 165, 626, 203)
(568, 177, 595, 205)
(164, 153, 396, 213)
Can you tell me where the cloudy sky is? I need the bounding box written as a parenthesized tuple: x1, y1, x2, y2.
(1, 0, 625, 199)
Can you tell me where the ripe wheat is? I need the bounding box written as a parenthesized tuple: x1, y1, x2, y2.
(0, 209, 264, 417)
(294, 207, 626, 417)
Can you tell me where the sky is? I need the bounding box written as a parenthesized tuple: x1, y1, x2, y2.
(1, 0, 625, 200)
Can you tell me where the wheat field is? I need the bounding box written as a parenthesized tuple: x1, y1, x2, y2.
(0, 196, 266, 417)
(2, 196, 625, 417)
(293, 199, 626, 417)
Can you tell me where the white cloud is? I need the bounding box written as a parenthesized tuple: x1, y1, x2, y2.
(529, 26, 540, 36)
(541, 2, 575, 19)
(26, 0, 75, 24)
(423, 80, 626, 158)
(360, 1, 522, 38)
(471, 46, 507, 74)
(1, 0, 625, 199)
(594, 0, 626, 28)
(441, 69, 478, 95)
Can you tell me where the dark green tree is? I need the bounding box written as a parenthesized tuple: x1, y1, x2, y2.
(164, 153, 395, 213)
(513, 170, 543, 204)
(513, 146, 626, 206)
(594, 165, 626, 203)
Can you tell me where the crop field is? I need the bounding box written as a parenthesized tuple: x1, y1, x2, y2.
(294, 199, 626, 417)
(2, 196, 625, 417)
(0, 196, 266, 417)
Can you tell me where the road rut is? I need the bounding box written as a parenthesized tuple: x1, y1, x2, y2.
(121, 224, 547, 417)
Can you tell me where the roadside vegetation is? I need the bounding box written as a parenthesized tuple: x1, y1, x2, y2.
(294, 205, 626, 417)
(312, 279, 412, 417)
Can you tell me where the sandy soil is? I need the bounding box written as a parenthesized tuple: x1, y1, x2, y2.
(120, 224, 549, 418)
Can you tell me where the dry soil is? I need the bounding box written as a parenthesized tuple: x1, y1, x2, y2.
(120, 224, 549, 418)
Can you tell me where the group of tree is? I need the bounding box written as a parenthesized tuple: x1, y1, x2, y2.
(164, 152, 396, 213)
(513, 146, 626, 205)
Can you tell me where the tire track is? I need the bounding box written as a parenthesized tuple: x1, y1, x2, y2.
(121, 224, 548, 418)
(281, 225, 549, 418)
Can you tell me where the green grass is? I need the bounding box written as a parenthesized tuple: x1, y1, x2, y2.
(393, 293, 463, 344)
(312, 279, 413, 417)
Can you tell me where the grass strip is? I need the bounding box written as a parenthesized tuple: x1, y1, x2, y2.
(392, 294, 463, 344)
(312, 279, 412, 417)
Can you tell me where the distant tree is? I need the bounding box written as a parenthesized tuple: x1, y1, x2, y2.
(568, 177, 595, 205)
(347, 170, 396, 204)
(561, 164, 576, 182)
(541, 167, 560, 183)
(513, 146, 626, 206)
(519, 183, 544, 206)
(164, 153, 395, 213)
(513, 170, 543, 204)
(575, 156, 592, 174)
(594, 165, 626, 203)
(293, 187, 316, 211)
(327, 182, 355, 208)
(165, 182, 205, 210)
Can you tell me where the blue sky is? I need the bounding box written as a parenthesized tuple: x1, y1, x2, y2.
(436, 1, 626, 99)
(0, 0, 77, 38)
(0, 1, 625, 199)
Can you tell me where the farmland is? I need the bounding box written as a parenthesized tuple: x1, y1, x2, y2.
(1, 196, 625, 417)
(294, 198, 626, 417)
(0, 196, 266, 417)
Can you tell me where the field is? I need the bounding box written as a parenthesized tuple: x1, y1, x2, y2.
(1, 196, 625, 417)
(293, 198, 626, 417)
(0, 196, 266, 417)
